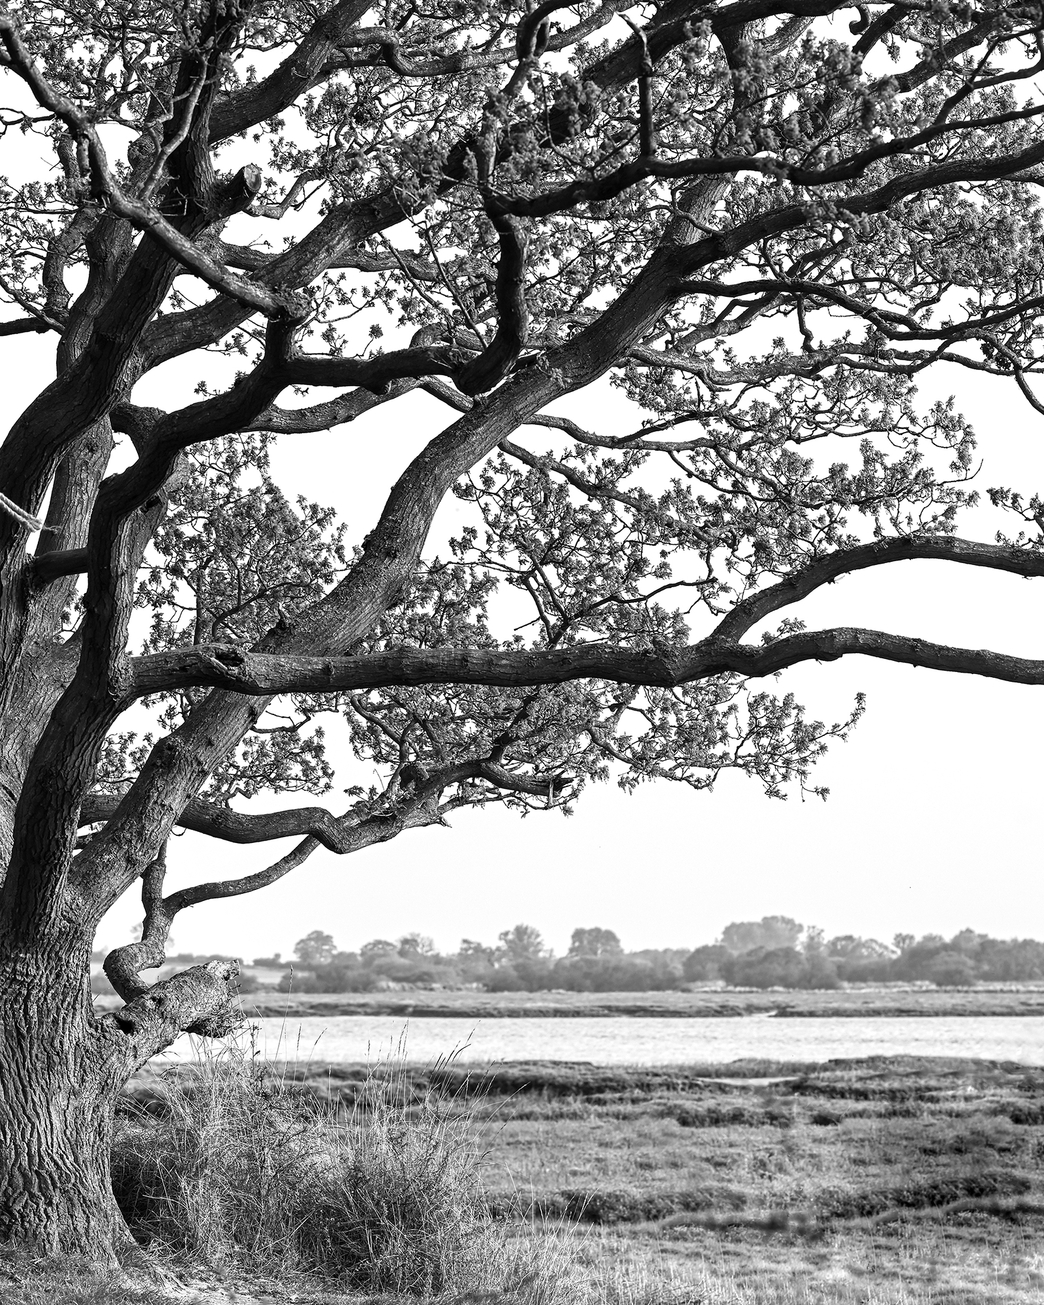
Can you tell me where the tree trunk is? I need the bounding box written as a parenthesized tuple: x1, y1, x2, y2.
(0, 942, 134, 1263)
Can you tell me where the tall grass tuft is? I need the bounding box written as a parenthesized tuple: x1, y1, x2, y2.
(318, 1064, 492, 1294)
(111, 1036, 572, 1301)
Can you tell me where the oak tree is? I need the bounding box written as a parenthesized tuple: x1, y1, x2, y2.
(1, 0, 1044, 1264)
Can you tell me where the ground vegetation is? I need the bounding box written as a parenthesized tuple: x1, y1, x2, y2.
(104, 1052, 1044, 1304)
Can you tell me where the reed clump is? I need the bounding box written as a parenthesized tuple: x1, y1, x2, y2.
(111, 1043, 568, 1300)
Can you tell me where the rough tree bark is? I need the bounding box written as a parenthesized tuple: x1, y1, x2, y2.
(0, 0, 1043, 1265)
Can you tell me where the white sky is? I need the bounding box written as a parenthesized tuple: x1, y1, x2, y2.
(3, 244, 1043, 964)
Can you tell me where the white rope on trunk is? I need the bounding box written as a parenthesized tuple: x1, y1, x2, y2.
(0, 491, 44, 532)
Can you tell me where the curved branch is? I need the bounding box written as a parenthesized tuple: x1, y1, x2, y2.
(724, 626, 1044, 684)
(139, 0, 797, 370)
(81, 792, 366, 853)
(103, 848, 171, 1000)
(455, 211, 529, 396)
(710, 536, 1044, 640)
(0, 18, 282, 316)
(164, 835, 322, 914)
(248, 380, 420, 434)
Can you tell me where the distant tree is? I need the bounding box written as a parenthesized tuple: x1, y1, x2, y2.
(360, 939, 399, 966)
(552, 954, 682, 992)
(568, 927, 623, 958)
(976, 938, 1044, 982)
(949, 929, 989, 956)
(251, 953, 284, 968)
(924, 951, 977, 988)
(398, 933, 437, 957)
(458, 939, 497, 963)
(720, 917, 805, 955)
(367, 953, 451, 986)
(721, 945, 839, 990)
(682, 944, 731, 982)
(892, 934, 949, 980)
(802, 954, 842, 990)
(498, 924, 548, 964)
(801, 926, 826, 956)
(486, 956, 556, 993)
(279, 964, 376, 994)
(292, 931, 336, 966)
(826, 935, 895, 982)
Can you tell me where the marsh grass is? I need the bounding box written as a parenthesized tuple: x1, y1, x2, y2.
(498, 1057, 1044, 1304)
(112, 1037, 572, 1301)
(102, 1047, 1044, 1302)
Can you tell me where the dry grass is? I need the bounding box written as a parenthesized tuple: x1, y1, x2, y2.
(111, 1039, 574, 1302)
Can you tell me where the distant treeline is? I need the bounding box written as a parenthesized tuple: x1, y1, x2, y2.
(244, 918, 1044, 992)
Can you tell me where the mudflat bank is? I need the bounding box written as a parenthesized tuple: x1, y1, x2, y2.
(230, 985, 1044, 1020)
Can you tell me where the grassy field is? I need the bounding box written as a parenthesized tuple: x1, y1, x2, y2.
(454, 1055, 1044, 1303)
(116, 1053, 1044, 1303)
(229, 985, 1044, 1020)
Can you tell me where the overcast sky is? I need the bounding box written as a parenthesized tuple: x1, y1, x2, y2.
(5, 273, 1043, 963)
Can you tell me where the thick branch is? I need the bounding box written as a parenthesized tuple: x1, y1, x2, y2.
(128, 625, 1044, 696)
(82, 793, 367, 853)
(102, 849, 171, 999)
(0, 316, 53, 336)
(0, 18, 282, 315)
(29, 547, 88, 582)
(248, 382, 418, 434)
(103, 960, 241, 1069)
(128, 536, 1044, 698)
(455, 211, 529, 396)
(210, 1, 382, 142)
(285, 343, 463, 393)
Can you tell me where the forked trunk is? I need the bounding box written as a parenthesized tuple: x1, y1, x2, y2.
(0, 941, 135, 1263)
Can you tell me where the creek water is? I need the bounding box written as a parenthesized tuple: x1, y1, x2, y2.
(163, 1013, 1044, 1068)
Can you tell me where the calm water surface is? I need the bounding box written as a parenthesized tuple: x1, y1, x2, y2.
(166, 1014, 1044, 1067)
